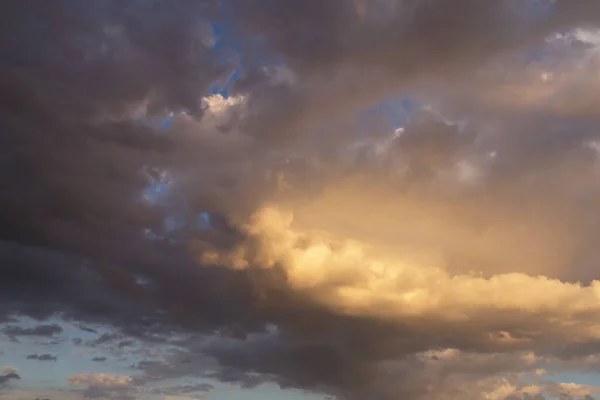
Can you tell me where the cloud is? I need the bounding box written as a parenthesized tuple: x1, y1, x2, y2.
(0, 367, 20, 391)
(164, 397, 206, 400)
(0, 367, 19, 375)
(0, 387, 69, 400)
(0, 372, 20, 386)
(92, 356, 107, 362)
(26, 354, 57, 362)
(0, 373, 20, 386)
(79, 326, 99, 334)
(3, 324, 63, 337)
(2, 1, 600, 400)
(93, 333, 123, 345)
(69, 373, 133, 388)
(164, 396, 204, 400)
(69, 373, 137, 400)
(200, 204, 600, 344)
(118, 340, 135, 348)
(150, 383, 214, 397)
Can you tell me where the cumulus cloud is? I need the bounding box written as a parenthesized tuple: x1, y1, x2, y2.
(2, 1, 600, 400)
(69, 373, 137, 400)
(199, 204, 600, 349)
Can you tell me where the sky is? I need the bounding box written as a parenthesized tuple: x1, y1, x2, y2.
(4, 0, 600, 399)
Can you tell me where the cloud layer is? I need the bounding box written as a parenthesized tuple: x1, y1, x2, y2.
(3, 1, 600, 399)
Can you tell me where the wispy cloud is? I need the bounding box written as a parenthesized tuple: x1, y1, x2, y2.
(26, 354, 57, 362)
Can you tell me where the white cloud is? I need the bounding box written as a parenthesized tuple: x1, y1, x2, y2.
(574, 28, 600, 47)
(201, 94, 246, 118)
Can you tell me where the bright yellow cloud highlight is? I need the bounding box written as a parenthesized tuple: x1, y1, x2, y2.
(198, 194, 600, 343)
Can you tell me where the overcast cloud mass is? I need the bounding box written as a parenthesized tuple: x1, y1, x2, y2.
(3, 1, 600, 399)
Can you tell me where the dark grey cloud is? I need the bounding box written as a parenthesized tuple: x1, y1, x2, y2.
(94, 333, 122, 345)
(117, 340, 135, 348)
(225, 0, 600, 147)
(2, 1, 600, 400)
(26, 354, 58, 362)
(0, 372, 20, 387)
(79, 386, 136, 400)
(92, 356, 107, 362)
(150, 382, 214, 396)
(3, 324, 63, 337)
(0, 0, 237, 330)
(79, 326, 98, 334)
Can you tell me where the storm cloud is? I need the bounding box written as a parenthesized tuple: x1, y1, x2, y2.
(2, 1, 600, 400)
